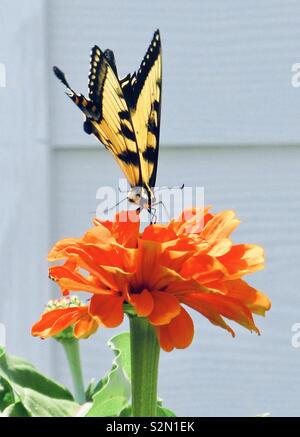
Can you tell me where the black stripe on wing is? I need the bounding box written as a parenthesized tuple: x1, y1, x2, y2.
(134, 30, 162, 188)
(133, 29, 162, 105)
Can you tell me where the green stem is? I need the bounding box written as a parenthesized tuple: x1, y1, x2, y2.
(61, 338, 86, 404)
(129, 316, 160, 417)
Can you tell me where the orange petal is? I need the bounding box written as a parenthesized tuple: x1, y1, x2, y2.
(74, 314, 99, 339)
(89, 293, 124, 327)
(160, 249, 192, 272)
(129, 289, 154, 317)
(180, 254, 225, 284)
(135, 240, 163, 289)
(63, 246, 122, 290)
(83, 222, 114, 244)
(182, 292, 260, 335)
(149, 266, 181, 291)
(118, 246, 138, 273)
(223, 279, 271, 316)
(78, 242, 137, 274)
(114, 210, 140, 248)
(143, 225, 176, 242)
(136, 240, 190, 290)
(49, 265, 91, 285)
(95, 210, 140, 248)
(161, 236, 197, 252)
(100, 265, 134, 293)
(218, 244, 264, 278)
(78, 243, 121, 267)
(93, 217, 113, 232)
(165, 274, 208, 295)
(170, 207, 211, 235)
(49, 265, 105, 294)
(31, 307, 87, 338)
(201, 210, 240, 241)
(148, 291, 181, 326)
(48, 238, 80, 261)
(156, 307, 194, 351)
(206, 238, 232, 257)
(115, 209, 140, 224)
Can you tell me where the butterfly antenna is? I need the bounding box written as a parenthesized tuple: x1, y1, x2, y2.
(154, 183, 184, 192)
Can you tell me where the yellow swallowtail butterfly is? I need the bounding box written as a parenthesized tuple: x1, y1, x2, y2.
(53, 30, 162, 218)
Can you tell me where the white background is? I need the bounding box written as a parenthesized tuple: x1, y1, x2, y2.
(1, 0, 300, 416)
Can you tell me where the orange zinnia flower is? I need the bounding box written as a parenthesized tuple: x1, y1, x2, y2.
(44, 208, 270, 351)
(32, 296, 98, 340)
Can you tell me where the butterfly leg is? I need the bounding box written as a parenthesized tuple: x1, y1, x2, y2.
(151, 200, 170, 222)
(148, 207, 157, 224)
(103, 196, 128, 214)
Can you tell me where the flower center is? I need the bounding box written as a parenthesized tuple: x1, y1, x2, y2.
(44, 296, 83, 312)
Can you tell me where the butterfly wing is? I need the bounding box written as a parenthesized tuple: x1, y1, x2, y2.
(53, 30, 162, 191)
(53, 48, 142, 189)
(87, 46, 143, 188)
(122, 30, 162, 189)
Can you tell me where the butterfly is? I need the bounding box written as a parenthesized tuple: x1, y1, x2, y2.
(53, 30, 162, 220)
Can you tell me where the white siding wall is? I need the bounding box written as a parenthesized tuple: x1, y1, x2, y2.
(49, 0, 300, 147)
(0, 0, 52, 373)
(1, 0, 300, 416)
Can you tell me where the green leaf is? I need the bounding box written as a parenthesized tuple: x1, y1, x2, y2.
(85, 379, 96, 402)
(87, 396, 128, 417)
(118, 404, 177, 417)
(13, 386, 78, 417)
(118, 404, 132, 417)
(156, 405, 177, 417)
(1, 402, 30, 417)
(85, 332, 131, 417)
(0, 377, 15, 411)
(110, 331, 131, 381)
(0, 346, 79, 416)
(0, 346, 73, 400)
(75, 402, 93, 417)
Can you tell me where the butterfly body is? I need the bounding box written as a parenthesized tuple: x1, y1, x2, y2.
(53, 30, 162, 218)
(127, 185, 156, 210)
